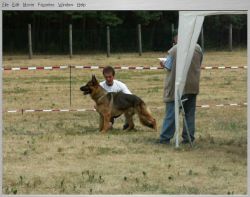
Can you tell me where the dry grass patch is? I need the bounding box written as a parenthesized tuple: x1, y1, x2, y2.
(2, 50, 247, 194)
(3, 49, 247, 67)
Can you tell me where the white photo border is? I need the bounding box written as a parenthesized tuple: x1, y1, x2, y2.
(0, 0, 249, 196)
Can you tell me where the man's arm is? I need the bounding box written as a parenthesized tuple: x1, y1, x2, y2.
(160, 55, 173, 70)
(118, 81, 132, 94)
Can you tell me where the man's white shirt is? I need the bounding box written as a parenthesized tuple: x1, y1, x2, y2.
(100, 80, 132, 94)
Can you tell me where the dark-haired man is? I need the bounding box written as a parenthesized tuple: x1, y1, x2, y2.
(100, 66, 131, 130)
(100, 66, 132, 94)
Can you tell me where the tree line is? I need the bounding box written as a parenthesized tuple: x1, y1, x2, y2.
(3, 11, 247, 54)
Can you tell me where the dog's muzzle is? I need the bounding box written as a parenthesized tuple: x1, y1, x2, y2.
(80, 86, 91, 95)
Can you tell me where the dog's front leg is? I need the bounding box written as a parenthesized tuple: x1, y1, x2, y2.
(100, 113, 111, 133)
(99, 113, 104, 132)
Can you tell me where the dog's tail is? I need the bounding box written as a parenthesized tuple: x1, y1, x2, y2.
(136, 101, 157, 131)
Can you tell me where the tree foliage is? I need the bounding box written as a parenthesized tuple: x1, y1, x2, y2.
(3, 11, 247, 53)
(134, 11, 163, 25)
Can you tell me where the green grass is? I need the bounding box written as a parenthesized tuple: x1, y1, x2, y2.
(2, 50, 247, 194)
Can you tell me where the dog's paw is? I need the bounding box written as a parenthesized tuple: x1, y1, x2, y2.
(100, 130, 107, 134)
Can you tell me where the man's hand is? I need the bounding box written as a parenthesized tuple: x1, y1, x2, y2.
(160, 61, 164, 68)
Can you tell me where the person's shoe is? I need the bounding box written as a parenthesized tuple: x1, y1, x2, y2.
(181, 140, 189, 144)
(181, 140, 194, 144)
(155, 139, 170, 145)
(123, 123, 129, 130)
(108, 122, 113, 130)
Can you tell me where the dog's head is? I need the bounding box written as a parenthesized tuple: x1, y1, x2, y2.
(80, 75, 99, 95)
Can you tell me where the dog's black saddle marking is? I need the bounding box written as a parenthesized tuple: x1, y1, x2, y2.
(107, 92, 143, 110)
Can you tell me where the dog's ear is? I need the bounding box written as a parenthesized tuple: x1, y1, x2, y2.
(92, 75, 98, 85)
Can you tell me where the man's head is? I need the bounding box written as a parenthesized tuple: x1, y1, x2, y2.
(103, 66, 115, 86)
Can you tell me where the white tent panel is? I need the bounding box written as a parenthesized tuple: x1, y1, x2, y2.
(174, 11, 247, 147)
(176, 10, 247, 98)
(179, 11, 246, 17)
(174, 14, 204, 147)
(175, 14, 204, 98)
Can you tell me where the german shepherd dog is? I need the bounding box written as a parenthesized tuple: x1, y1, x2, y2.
(80, 75, 157, 133)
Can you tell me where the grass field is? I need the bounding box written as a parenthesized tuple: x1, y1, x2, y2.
(2, 50, 247, 194)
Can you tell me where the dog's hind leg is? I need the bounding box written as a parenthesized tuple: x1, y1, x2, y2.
(124, 109, 135, 130)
